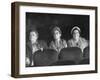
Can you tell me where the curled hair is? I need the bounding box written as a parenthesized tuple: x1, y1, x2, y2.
(28, 29, 39, 38)
(52, 26, 62, 35)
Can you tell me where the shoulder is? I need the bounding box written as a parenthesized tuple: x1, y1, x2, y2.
(62, 39, 67, 43)
(79, 37, 89, 46)
(49, 41, 55, 49)
(80, 37, 88, 42)
(49, 41, 55, 48)
(61, 39, 67, 47)
(50, 41, 54, 45)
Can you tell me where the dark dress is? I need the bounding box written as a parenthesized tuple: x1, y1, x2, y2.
(26, 40, 48, 67)
(49, 39, 67, 53)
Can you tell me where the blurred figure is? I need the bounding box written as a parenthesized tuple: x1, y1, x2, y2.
(67, 26, 89, 52)
(49, 26, 67, 53)
(26, 29, 47, 67)
(26, 57, 30, 67)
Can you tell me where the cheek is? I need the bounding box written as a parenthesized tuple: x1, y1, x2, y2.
(73, 34, 75, 37)
(76, 34, 80, 37)
(73, 34, 77, 38)
(55, 34, 60, 38)
(54, 35, 57, 38)
(74, 34, 79, 37)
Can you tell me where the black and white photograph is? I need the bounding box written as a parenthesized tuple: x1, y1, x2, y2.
(26, 12, 90, 67)
(11, 2, 97, 78)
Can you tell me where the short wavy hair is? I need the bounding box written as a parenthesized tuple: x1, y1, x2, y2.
(29, 29, 39, 37)
(52, 26, 62, 35)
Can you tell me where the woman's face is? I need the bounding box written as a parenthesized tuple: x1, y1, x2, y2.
(72, 30, 80, 40)
(54, 30, 61, 40)
(30, 31, 38, 43)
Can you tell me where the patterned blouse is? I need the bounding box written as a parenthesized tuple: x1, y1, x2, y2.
(67, 37, 89, 52)
(49, 39, 67, 53)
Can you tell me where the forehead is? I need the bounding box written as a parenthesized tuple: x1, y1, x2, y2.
(54, 30, 60, 33)
(30, 31, 37, 35)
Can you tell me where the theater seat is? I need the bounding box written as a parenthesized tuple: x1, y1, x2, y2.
(83, 46, 89, 59)
(33, 49, 58, 66)
(79, 59, 89, 64)
(59, 47, 83, 64)
(50, 60, 76, 66)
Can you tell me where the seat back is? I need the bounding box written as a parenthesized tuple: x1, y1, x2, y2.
(79, 59, 89, 64)
(50, 60, 76, 66)
(59, 47, 83, 64)
(33, 49, 58, 66)
(83, 46, 89, 59)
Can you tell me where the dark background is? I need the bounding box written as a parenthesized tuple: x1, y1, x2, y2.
(26, 12, 89, 45)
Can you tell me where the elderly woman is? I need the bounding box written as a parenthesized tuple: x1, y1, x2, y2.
(49, 26, 67, 53)
(67, 26, 89, 52)
(26, 29, 47, 67)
